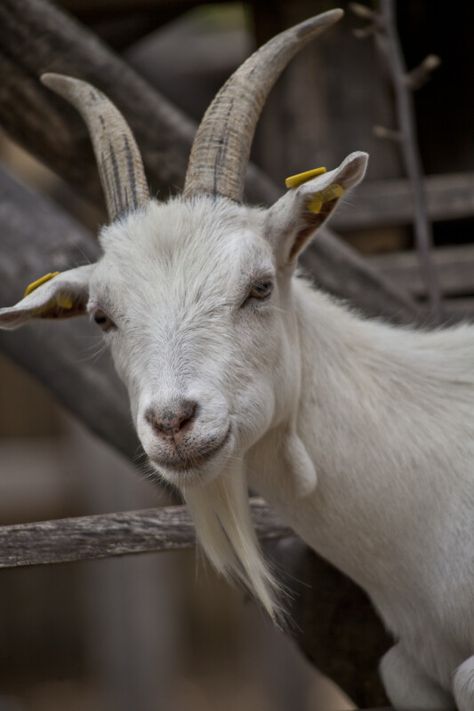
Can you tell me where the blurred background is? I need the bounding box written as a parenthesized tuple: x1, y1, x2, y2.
(0, 0, 473, 709)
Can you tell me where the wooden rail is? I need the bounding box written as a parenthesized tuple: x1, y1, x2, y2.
(368, 245, 474, 298)
(0, 500, 292, 569)
(334, 172, 474, 231)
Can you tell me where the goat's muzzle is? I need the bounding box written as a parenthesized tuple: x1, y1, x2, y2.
(141, 398, 233, 482)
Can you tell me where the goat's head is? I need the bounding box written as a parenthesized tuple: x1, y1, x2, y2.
(0, 8, 367, 618)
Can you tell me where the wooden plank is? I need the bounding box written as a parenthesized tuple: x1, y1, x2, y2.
(0, 500, 290, 568)
(59, 0, 210, 13)
(301, 227, 419, 323)
(0, 165, 140, 463)
(443, 297, 474, 319)
(368, 244, 474, 298)
(334, 172, 474, 231)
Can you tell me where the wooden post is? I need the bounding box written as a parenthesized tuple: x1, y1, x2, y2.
(0, 165, 140, 462)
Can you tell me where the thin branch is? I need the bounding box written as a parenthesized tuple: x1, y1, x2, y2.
(377, 0, 443, 322)
(349, 2, 376, 20)
(373, 124, 402, 142)
(0, 499, 292, 569)
(406, 54, 441, 91)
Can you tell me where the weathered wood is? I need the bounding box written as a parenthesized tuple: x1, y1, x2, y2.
(443, 298, 474, 320)
(0, 0, 277, 211)
(334, 172, 474, 231)
(267, 538, 390, 708)
(368, 244, 474, 300)
(126, 18, 251, 122)
(0, 165, 140, 462)
(0, 499, 290, 568)
(60, 0, 212, 14)
(86, 10, 186, 51)
(301, 227, 419, 324)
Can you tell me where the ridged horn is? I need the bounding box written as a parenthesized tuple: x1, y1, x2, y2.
(183, 8, 344, 203)
(41, 73, 150, 222)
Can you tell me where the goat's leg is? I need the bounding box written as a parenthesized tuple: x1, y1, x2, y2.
(379, 643, 454, 710)
(453, 655, 474, 710)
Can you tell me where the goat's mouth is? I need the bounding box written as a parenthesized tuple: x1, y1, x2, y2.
(148, 425, 233, 480)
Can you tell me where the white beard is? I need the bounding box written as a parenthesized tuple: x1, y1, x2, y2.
(183, 458, 280, 621)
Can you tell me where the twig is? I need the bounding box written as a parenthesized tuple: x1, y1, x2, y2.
(0, 499, 292, 569)
(349, 1, 376, 20)
(406, 54, 441, 90)
(376, 0, 443, 322)
(373, 125, 402, 142)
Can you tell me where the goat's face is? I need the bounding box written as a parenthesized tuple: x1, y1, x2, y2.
(0, 153, 367, 491)
(89, 197, 298, 488)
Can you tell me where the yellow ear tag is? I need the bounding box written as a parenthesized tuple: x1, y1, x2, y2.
(24, 272, 60, 297)
(56, 294, 74, 310)
(307, 183, 345, 214)
(285, 166, 327, 189)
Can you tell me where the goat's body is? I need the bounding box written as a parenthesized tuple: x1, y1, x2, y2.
(247, 277, 474, 707)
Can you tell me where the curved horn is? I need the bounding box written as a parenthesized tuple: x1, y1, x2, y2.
(183, 9, 343, 203)
(41, 73, 150, 222)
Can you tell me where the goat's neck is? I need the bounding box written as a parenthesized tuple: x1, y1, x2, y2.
(248, 277, 473, 589)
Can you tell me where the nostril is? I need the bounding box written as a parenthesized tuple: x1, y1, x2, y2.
(179, 399, 198, 428)
(145, 399, 198, 437)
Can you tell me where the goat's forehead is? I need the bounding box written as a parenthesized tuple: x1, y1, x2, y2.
(93, 197, 273, 299)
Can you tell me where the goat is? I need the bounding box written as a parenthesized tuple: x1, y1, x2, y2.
(0, 8, 472, 709)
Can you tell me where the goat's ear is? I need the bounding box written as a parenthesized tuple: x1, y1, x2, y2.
(0, 265, 93, 330)
(266, 151, 368, 266)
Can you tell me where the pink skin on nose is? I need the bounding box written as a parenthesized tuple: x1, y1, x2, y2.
(145, 400, 198, 440)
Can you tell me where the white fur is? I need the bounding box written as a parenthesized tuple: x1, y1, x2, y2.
(2, 152, 473, 707)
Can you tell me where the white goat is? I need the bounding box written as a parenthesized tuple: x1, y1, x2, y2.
(1, 8, 472, 710)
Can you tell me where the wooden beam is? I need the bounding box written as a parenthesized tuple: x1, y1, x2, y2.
(0, 0, 277, 211)
(368, 244, 474, 299)
(268, 537, 390, 709)
(0, 499, 290, 568)
(443, 298, 474, 319)
(334, 172, 474, 231)
(59, 0, 211, 14)
(301, 226, 419, 323)
(0, 165, 141, 463)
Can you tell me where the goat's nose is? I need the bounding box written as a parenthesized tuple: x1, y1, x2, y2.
(145, 400, 198, 437)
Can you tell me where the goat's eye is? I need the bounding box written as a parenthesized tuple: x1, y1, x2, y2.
(243, 280, 274, 306)
(93, 309, 116, 333)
